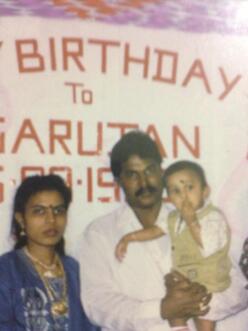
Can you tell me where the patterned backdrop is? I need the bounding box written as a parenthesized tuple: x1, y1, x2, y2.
(1, 0, 248, 34)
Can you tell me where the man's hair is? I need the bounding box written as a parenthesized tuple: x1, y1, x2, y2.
(163, 160, 207, 189)
(110, 130, 162, 179)
(12, 174, 72, 254)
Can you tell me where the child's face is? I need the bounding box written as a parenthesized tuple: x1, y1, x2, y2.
(166, 169, 209, 212)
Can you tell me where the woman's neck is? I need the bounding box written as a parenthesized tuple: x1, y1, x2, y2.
(26, 243, 56, 266)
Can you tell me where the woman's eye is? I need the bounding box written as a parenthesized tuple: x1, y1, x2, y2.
(32, 207, 45, 215)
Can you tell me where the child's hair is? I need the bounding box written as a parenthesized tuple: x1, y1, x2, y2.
(163, 160, 208, 189)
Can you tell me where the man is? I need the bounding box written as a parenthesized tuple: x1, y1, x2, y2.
(78, 131, 247, 331)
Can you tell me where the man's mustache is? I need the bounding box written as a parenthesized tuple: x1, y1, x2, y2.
(135, 186, 157, 197)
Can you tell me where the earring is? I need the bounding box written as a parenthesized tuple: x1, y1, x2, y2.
(20, 228, 26, 237)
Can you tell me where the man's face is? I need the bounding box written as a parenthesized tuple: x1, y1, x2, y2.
(118, 155, 163, 210)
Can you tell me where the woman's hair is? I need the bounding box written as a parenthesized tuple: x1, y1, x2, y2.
(12, 174, 72, 255)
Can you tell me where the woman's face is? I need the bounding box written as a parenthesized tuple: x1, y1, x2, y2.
(15, 190, 67, 250)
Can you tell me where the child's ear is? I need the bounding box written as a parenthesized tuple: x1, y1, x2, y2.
(203, 185, 210, 199)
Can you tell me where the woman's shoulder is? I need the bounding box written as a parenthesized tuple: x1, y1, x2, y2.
(61, 255, 81, 287)
(0, 250, 21, 283)
(0, 250, 17, 265)
(61, 255, 79, 272)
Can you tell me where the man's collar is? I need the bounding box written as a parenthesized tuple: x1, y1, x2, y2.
(118, 201, 170, 230)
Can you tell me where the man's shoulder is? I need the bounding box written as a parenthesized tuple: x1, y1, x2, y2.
(84, 204, 127, 235)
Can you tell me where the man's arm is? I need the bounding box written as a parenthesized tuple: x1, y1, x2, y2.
(78, 228, 211, 331)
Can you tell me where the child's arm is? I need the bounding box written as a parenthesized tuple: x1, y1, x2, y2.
(181, 197, 203, 248)
(115, 225, 165, 261)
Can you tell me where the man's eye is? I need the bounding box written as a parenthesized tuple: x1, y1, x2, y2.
(53, 206, 66, 215)
(145, 164, 157, 176)
(125, 171, 138, 179)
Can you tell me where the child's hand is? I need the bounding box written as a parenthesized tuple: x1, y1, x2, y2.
(115, 238, 129, 262)
(181, 195, 197, 225)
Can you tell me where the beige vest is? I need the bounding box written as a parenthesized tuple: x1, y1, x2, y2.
(168, 204, 231, 293)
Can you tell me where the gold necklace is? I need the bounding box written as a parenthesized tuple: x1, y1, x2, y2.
(24, 247, 57, 271)
(40, 257, 68, 316)
(24, 248, 68, 316)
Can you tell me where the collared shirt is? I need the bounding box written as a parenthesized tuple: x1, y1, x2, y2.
(78, 202, 172, 331)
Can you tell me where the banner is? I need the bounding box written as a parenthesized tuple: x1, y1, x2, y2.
(1, 15, 247, 252)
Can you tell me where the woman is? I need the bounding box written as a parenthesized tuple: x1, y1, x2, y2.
(0, 174, 99, 331)
(240, 237, 248, 283)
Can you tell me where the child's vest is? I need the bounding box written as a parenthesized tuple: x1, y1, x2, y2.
(167, 204, 231, 293)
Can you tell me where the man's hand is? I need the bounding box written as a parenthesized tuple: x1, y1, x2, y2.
(161, 271, 211, 324)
